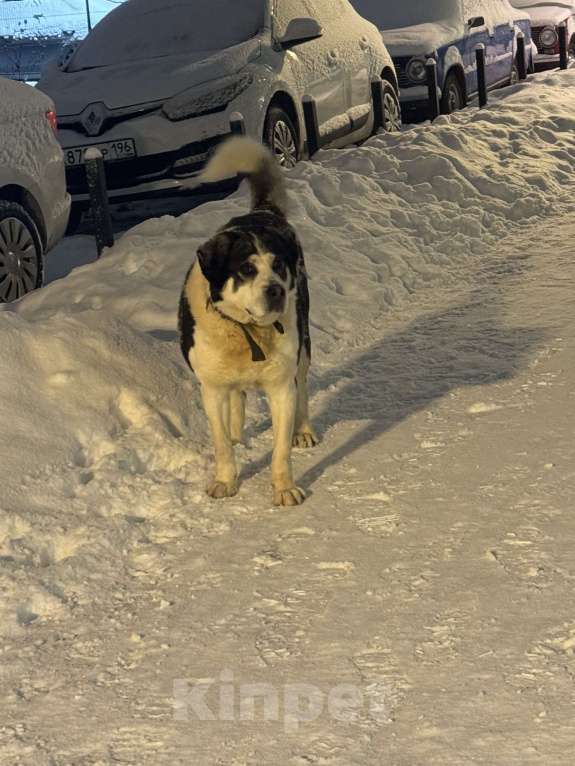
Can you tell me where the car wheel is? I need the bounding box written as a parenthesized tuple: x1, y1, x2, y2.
(0, 200, 44, 303)
(381, 81, 402, 133)
(264, 106, 300, 169)
(441, 72, 464, 114)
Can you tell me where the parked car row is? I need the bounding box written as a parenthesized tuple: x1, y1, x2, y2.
(353, 0, 534, 118)
(510, 0, 575, 66)
(38, 0, 400, 208)
(2, 0, 575, 304)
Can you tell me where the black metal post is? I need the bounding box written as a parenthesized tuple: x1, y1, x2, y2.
(229, 111, 246, 136)
(517, 33, 527, 80)
(425, 59, 440, 122)
(559, 24, 568, 70)
(371, 78, 384, 132)
(476, 45, 488, 108)
(84, 148, 113, 257)
(85, 0, 92, 32)
(302, 95, 320, 159)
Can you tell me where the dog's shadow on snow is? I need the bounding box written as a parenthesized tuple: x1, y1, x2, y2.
(242, 255, 545, 492)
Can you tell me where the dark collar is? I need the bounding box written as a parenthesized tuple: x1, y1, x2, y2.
(209, 301, 284, 362)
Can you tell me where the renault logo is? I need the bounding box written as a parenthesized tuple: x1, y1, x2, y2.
(81, 102, 109, 137)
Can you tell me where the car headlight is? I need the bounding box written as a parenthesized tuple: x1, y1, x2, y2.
(540, 26, 558, 47)
(162, 72, 254, 122)
(406, 57, 428, 84)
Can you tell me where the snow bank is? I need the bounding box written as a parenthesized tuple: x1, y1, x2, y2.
(2, 70, 575, 636)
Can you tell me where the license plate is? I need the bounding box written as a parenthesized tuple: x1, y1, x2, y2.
(64, 139, 137, 167)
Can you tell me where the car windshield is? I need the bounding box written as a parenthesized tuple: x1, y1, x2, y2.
(351, 0, 461, 29)
(70, 0, 266, 71)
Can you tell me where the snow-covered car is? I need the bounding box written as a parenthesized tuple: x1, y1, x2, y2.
(38, 0, 400, 206)
(351, 0, 533, 118)
(0, 77, 70, 303)
(510, 0, 575, 66)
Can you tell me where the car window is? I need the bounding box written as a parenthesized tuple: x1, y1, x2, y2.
(70, 0, 266, 71)
(351, 0, 462, 29)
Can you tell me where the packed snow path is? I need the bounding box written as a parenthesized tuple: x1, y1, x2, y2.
(1, 71, 575, 764)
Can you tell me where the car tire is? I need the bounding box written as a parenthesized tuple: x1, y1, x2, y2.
(0, 200, 44, 303)
(381, 80, 402, 133)
(264, 106, 300, 169)
(440, 72, 464, 114)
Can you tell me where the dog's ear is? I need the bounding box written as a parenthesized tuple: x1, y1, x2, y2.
(197, 232, 232, 286)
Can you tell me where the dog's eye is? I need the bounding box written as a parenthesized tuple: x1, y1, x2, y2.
(272, 256, 287, 280)
(239, 262, 257, 279)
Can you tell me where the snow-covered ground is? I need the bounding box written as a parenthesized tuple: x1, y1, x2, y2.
(2, 70, 575, 764)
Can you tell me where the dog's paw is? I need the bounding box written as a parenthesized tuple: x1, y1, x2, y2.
(207, 480, 239, 499)
(292, 428, 318, 449)
(273, 486, 306, 507)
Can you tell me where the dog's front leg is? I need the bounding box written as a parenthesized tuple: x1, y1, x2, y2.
(293, 349, 318, 449)
(201, 384, 238, 499)
(266, 381, 305, 506)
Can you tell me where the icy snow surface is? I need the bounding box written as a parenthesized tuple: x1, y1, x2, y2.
(2, 70, 575, 763)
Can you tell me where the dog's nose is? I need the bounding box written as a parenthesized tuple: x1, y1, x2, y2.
(266, 282, 285, 304)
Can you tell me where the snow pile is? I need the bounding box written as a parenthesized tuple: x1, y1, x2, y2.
(2, 70, 575, 639)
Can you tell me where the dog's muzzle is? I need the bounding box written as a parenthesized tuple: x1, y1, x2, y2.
(266, 282, 286, 313)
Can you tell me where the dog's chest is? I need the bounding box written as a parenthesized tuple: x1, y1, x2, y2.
(191, 321, 298, 388)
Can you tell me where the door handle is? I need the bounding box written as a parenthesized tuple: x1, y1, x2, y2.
(360, 35, 370, 50)
(327, 49, 339, 65)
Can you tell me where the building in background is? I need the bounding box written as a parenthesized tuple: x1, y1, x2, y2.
(0, 0, 123, 81)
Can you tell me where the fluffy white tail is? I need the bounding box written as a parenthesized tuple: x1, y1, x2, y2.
(200, 136, 288, 215)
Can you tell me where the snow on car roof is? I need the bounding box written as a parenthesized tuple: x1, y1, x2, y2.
(351, 0, 461, 29)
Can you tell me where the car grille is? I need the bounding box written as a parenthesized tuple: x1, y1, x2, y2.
(66, 135, 226, 196)
(59, 103, 162, 137)
(393, 56, 412, 89)
(532, 26, 559, 55)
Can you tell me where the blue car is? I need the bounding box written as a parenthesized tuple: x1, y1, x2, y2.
(352, 0, 533, 118)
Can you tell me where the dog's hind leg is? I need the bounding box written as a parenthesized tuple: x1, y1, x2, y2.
(266, 380, 305, 506)
(293, 349, 318, 449)
(201, 384, 239, 499)
(230, 390, 246, 445)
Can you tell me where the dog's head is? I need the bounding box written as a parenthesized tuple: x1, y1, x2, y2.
(197, 224, 298, 326)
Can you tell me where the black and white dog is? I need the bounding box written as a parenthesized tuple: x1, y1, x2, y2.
(178, 138, 317, 506)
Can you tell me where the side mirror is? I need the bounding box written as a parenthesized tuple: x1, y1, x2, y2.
(468, 16, 486, 29)
(278, 17, 323, 48)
